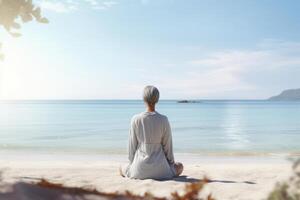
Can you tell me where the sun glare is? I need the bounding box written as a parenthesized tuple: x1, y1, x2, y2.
(1, 38, 37, 100)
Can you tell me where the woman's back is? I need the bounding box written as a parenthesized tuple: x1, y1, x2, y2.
(134, 111, 167, 144)
(121, 86, 183, 180)
(125, 111, 175, 179)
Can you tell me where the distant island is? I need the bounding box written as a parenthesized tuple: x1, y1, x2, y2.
(269, 88, 300, 101)
(177, 100, 202, 103)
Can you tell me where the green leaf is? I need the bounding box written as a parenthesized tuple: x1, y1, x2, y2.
(20, 13, 33, 23)
(10, 32, 22, 37)
(11, 22, 21, 29)
(38, 17, 49, 24)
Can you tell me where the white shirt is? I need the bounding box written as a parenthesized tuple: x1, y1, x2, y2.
(123, 111, 176, 179)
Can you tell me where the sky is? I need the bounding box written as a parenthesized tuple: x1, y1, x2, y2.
(0, 0, 300, 100)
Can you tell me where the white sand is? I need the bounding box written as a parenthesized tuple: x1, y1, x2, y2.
(0, 153, 292, 200)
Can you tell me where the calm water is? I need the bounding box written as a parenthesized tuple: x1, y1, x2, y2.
(0, 100, 299, 155)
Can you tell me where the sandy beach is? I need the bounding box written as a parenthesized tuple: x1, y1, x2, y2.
(0, 153, 292, 200)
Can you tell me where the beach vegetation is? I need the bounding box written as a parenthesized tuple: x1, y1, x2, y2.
(267, 158, 300, 200)
(0, 0, 48, 59)
(0, 176, 214, 200)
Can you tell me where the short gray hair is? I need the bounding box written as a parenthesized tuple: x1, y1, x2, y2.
(143, 86, 160, 106)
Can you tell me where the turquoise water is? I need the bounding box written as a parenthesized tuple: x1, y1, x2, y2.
(0, 100, 299, 155)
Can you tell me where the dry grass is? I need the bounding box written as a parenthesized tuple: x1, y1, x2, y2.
(171, 177, 214, 200)
(0, 177, 213, 200)
(267, 158, 300, 200)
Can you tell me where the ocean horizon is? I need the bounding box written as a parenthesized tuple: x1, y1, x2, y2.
(1, 100, 299, 156)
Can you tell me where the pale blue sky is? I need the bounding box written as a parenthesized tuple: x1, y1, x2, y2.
(1, 0, 300, 99)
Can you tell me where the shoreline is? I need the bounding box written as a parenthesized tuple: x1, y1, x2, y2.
(0, 149, 300, 161)
(1, 148, 299, 156)
(0, 151, 297, 169)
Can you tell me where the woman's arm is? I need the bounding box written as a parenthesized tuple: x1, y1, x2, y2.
(162, 117, 175, 165)
(128, 118, 138, 163)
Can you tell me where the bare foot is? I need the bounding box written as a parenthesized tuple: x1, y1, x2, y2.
(175, 162, 183, 176)
(119, 165, 125, 177)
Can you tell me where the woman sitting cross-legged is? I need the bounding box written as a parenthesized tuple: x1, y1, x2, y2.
(120, 85, 183, 180)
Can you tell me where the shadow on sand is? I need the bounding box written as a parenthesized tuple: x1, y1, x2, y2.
(172, 175, 256, 184)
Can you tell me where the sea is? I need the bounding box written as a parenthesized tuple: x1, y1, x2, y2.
(0, 100, 299, 157)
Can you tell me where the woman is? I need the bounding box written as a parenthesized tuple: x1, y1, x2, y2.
(121, 86, 183, 180)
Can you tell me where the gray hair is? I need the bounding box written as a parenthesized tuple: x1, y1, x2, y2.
(143, 86, 160, 106)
